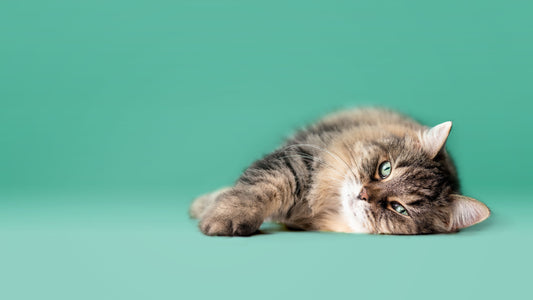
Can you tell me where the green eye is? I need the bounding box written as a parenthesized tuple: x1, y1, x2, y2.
(391, 202, 409, 216)
(378, 161, 392, 178)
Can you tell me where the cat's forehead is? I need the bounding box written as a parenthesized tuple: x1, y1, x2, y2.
(359, 134, 421, 156)
(357, 137, 435, 169)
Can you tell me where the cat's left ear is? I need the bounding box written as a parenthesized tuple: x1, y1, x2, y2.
(449, 194, 490, 231)
(419, 121, 452, 159)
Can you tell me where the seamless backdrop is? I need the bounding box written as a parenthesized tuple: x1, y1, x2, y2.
(1, 1, 532, 299)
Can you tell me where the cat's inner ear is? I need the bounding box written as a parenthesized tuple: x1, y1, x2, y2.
(449, 194, 490, 231)
(419, 121, 452, 159)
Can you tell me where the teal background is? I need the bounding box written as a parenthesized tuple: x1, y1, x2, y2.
(1, 1, 531, 299)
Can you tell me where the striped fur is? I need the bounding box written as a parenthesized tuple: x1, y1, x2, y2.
(190, 108, 490, 236)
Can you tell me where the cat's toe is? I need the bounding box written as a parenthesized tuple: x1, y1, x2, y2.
(199, 212, 261, 236)
(200, 218, 233, 236)
(233, 221, 259, 236)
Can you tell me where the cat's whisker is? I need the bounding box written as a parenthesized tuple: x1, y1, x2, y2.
(278, 156, 351, 188)
(290, 152, 348, 177)
(284, 144, 359, 181)
(278, 154, 348, 179)
(292, 153, 356, 182)
(342, 140, 363, 180)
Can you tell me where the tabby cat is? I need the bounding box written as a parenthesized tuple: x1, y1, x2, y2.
(190, 108, 490, 236)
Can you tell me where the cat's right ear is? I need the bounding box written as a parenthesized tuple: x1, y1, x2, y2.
(418, 121, 452, 159)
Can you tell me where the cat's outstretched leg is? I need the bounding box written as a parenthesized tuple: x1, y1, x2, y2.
(196, 150, 311, 236)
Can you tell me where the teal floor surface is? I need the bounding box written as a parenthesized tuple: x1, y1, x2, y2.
(1, 189, 530, 300)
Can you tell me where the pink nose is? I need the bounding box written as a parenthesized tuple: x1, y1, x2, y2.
(358, 187, 369, 201)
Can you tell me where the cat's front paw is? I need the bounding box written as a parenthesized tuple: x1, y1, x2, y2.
(199, 207, 263, 236)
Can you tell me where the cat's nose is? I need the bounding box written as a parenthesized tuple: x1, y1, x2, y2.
(358, 187, 369, 201)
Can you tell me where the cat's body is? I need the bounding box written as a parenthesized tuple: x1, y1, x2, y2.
(190, 108, 490, 236)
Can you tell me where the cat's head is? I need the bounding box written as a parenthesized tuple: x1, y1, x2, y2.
(332, 121, 490, 234)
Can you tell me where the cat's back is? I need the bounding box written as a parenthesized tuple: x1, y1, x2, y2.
(320, 107, 421, 130)
(289, 107, 423, 145)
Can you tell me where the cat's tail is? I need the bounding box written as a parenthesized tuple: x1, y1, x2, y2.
(189, 187, 231, 219)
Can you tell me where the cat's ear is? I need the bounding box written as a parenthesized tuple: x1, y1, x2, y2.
(419, 121, 452, 159)
(449, 194, 490, 231)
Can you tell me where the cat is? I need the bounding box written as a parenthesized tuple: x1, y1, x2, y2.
(189, 107, 490, 236)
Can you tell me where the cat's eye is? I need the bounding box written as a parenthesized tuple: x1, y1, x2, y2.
(391, 201, 409, 216)
(378, 161, 392, 179)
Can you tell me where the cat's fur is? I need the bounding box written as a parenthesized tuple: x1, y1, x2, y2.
(190, 108, 490, 236)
